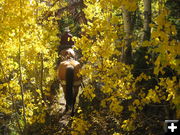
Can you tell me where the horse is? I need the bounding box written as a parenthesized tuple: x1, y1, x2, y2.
(59, 48, 76, 61)
(57, 48, 82, 116)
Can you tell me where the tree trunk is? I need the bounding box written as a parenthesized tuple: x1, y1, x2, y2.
(19, 0, 27, 134)
(142, 0, 151, 41)
(40, 53, 46, 102)
(122, 8, 133, 64)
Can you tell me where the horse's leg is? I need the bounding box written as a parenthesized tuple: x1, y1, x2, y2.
(71, 86, 80, 116)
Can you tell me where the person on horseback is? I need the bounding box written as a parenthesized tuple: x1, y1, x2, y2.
(58, 27, 74, 54)
(56, 27, 82, 116)
(56, 27, 76, 67)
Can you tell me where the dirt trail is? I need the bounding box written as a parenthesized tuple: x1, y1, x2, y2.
(49, 84, 82, 133)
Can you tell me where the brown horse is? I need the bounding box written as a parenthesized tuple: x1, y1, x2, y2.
(57, 48, 82, 116)
(59, 48, 76, 61)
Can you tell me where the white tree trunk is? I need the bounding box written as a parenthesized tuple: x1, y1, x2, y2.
(122, 8, 133, 64)
(142, 0, 151, 41)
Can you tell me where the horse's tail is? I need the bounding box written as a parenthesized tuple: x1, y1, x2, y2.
(66, 66, 74, 107)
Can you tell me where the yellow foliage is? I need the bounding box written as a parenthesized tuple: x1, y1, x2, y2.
(71, 115, 91, 135)
(109, 97, 124, 115)
(0, 0, 179, 134)
(113, 133, 122, 135)
(121, 119, 136, 131)
(0, 0, 60, 129)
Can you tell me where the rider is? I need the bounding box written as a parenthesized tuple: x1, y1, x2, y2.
(58, 27, 75, 55)
(57, 27, 75, 67)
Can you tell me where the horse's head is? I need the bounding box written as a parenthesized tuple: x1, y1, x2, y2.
(60, 48, 76, 61)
